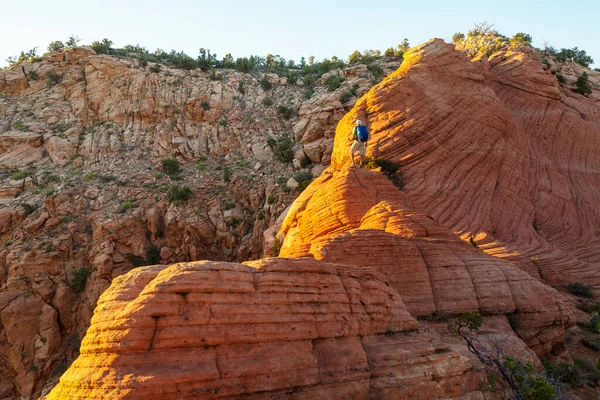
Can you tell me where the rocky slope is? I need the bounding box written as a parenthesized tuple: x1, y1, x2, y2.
(0, 48, 393, 398)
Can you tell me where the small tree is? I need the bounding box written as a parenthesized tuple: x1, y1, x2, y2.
(91, 38, 113, 55)
(449, 313, 563, 399)
(47, 41, 65, 52)
(452, 32, 466, 44)
(510, 33, 533, 47)
(65, 35, 81, 47)
(575, 72, 592, 96)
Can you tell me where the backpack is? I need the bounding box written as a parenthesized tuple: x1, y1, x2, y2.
(356, 125, 369, 143)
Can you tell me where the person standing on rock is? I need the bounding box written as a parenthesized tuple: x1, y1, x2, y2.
(350, 119, 369, 167)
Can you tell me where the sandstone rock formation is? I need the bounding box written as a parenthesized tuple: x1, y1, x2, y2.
(45, 259, 482, 399)
(326, 39, 600, 288)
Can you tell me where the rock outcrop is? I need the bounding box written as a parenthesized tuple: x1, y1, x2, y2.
(46, 259, 481, 399)
(327, 39, 600, 287)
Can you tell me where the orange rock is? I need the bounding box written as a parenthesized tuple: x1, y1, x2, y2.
(45, 259, 486, 399)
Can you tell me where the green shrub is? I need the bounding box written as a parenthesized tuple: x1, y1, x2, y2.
(28, 71, 39, 81)
(91, 38, 113, 55)
(277, 105, 294, 120)
(210, 71, 222, 81)
(272, 237, 282, 256)
(223, 167, 231, 182)
(267, 194, 276, 204)
(556, 74, 566, 84)
(273, 138, 294, 163)
(11, 170, 30, 180)
(581, 336, 600, 351)
(262, 97, 274, 107)
(155, 172, 165, 179)
(542, 359, 586, 386)
(256, 209, 265, 221)
(576, 302, 600, 314)
(567, 282, 593, 298)
(367, 64, 384, 79)
(304, 88, 315, 99)
(237, 81, 245, 94)
(300, 154, 311, 168)
(121, 201, 134, 211)
(167, 185, 191, 203)
(83, 172, 97, 181)
(157, 185, 168, 193)
(12, 121, 27, 131)
(364, 157, 404, 189)
(149, 64, 161, 73)
(575, 72, 592, 96)
(47, 40, 65, 52)
(58, 215, 70, 223)
(20, 203, 38, 215)
(219, 119, 228, 126)
(70, 267, 91, 294)
(574, 357, 600, 385)
(260, 78, 273, 90)
(45, 71, 61, 86)
(161, 158, 181, 176)
(325, 75, 344, 92)
(293, 171, 313, 191)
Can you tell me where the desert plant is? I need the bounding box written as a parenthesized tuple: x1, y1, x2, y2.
(145, 245, 161, 264)
(149, 64, 161, 73)
(58, 215, 70, 223)
(91, 38, 113, 55)
(11, 170, 30, 180)
(223, 167, 231, 182)
(167, 185, 191, 204)
(449, 313, 562, 399)
(556, 74, 566, 84)
(364, 157, 404, 189)
(27, 70, 39, 81)
(575, 72, 592, 96)
(121, 201, 134, 211)
(590, 313, 600, 333)
(45, 71, 61, 86)
(260, 78, 273, 90)
(47, 40, 65, 52)
(277, 105, 294, 120)
(325, 75, 344, 91)
(201, 101, 210, 110)
(273, 138, 294, 163)
(262, 97, 274, 107)
(567, 282, 593, 298)
(161, 158, 181, 176)
(293, 171, 313, 191)
(20, 203, 38, 215)
(70, 267, 91, 294)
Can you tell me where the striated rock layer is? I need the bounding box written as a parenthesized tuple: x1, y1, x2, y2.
(328, 39, 600, 287)
(46, 259, 482, 399)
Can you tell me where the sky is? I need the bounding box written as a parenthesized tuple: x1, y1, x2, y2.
(1, 0, 599, 68)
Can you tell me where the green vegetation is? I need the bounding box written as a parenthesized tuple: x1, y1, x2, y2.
(364, 157, 404, 189)
(555, 47, 594, 67)
(340, 83, 360, 103)
(260, 78, 273, 90)
(269, 137, 294, 163)
(47, 41, 65, 52)
(567, 282, 593, 298)
(509, 32, 532, 47)
(70, 267, 91, 294)
(12, 121, 27, 131)
(449, 313, 562, 399)
(20, 203, 38, 215)
(556, 74, 566, 84)
(45, 71, 61, 86)
(575, 72, 592, 96)
(58, 215, 70, 223)
(223, 167, 231, 182)
(325, 75, 344, 91)
(83, 172, 98, 181)
(11, 170, 30, 180)
(293, 171, 313, 191)
(277, 105, 294, 120)
(145, 245, 161, 265)
(161, 158, 181, 176)
(262, 97, 273, 107)
(267, 194, 276, 204)
(91, 38, 113, 54)
(28, 71, 39, 81)
(167, 185, 191, 204)
(121, 201, 134, 211)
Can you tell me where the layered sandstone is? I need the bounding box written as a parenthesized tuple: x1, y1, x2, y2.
(46, 259, 482, 399)
(326, 39, 600, 287)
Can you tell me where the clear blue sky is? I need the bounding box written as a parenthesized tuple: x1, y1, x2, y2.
(1, 0, 598, 68)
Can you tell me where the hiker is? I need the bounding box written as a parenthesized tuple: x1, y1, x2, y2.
(350, 119, 369, 166)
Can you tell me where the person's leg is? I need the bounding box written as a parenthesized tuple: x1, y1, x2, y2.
(359, 143, 366, 167)
(350, 141, 359, 166)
